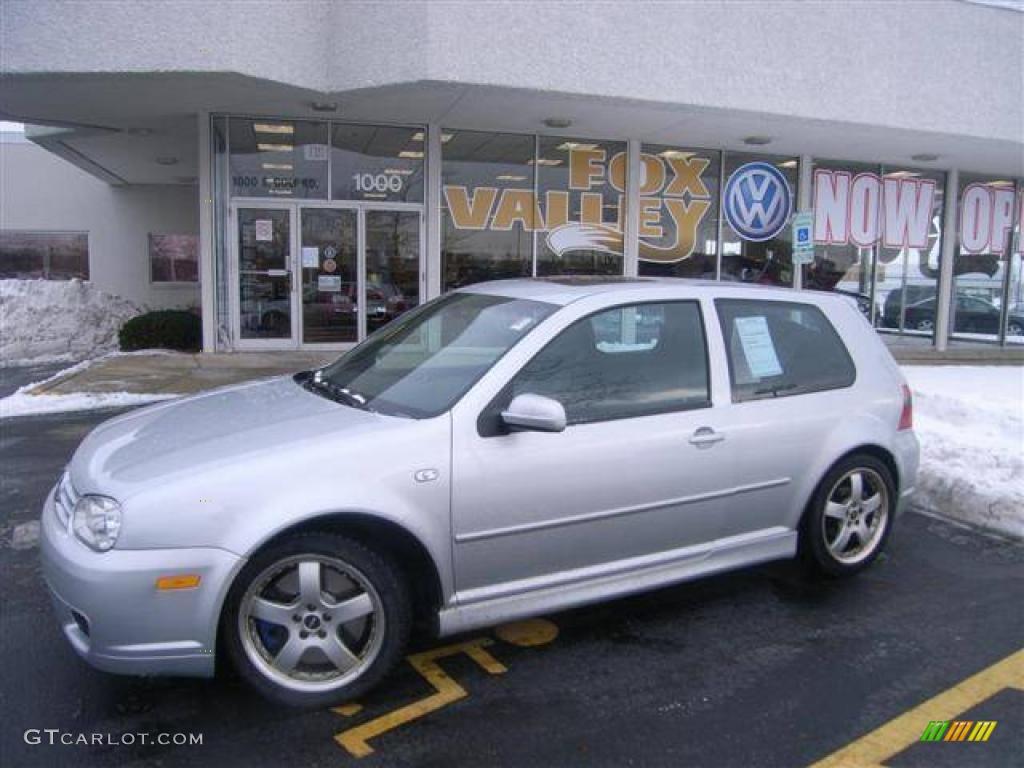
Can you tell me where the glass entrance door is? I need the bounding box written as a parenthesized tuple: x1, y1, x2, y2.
(298, 206, 421, 347)
(236, 207, 296, 344)
(300, 207, 358, 344)
(235, 204, 421, 349)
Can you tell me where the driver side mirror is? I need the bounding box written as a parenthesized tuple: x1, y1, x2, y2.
(501, 393, 567, 433)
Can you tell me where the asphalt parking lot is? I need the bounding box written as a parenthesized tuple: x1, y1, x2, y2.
(1, 408, 1021, 768)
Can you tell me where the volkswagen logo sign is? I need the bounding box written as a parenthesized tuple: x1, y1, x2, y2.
(723, 162, 793, 242)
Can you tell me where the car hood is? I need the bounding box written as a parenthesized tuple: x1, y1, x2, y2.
(70, 376, 383, 496)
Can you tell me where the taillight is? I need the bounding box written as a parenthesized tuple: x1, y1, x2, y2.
(898, 384, 913, 430)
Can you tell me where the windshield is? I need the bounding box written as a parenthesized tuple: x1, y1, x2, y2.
(313, 292, 558, 418)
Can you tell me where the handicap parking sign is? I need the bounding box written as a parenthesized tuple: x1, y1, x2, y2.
(792, 211, 814, 264)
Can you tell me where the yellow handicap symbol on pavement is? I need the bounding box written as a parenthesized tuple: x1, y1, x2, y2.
(333, 618, 559, 758)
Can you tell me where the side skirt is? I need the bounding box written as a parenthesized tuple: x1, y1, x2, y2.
(437, 527, 797, 637)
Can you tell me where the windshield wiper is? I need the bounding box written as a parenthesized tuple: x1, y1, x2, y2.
(753, 382, 800, 397)
(306, 373, 374, 412)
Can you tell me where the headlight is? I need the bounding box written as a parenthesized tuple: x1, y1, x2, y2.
(72, 495, 122, 552)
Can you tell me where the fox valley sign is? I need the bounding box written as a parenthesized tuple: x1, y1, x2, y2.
(443, 148, 714, 264)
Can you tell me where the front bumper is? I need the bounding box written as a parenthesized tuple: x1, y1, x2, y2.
(40, 486, 242, 678)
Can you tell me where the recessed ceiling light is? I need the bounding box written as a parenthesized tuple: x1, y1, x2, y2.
(262, 162, 293, 171)
(411, 131, 453, 143)
(556, 142, 598, 152)
(986, 180, 1014, 187)
(528, 158, 563, 166)
(310, 101, 339, 112)
(384, 168, 414, 175)
(778, 160, 798, 168)
(257, 143, 293, 152)
(911, 153, 939, 162)
(399, 150, 424, 159)
(254, 123, 294, 135)
(155, 156, 178, 166)
(742, 136, 772, 146)
(496, 174, 528, 181)
(886, 171, 920, 179)
(658, 150, 693, 160)
(362, 192, 387, 199)
(543, 117, 573, 129)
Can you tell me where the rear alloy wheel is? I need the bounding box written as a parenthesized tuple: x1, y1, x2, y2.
(223, 533, 411, 707)
(1007, 322, 1023, 337)
(915, 318, 934, 332)
(801, 455, 895, 577)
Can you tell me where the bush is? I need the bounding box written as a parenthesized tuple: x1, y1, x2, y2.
(119, 310, 201, 352)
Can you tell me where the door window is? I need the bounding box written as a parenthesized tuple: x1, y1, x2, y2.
(300, 208, 358, 344)
(238, 208, 292, 339)
(509, 301, 710, 425)
(715, 299, 855, 402)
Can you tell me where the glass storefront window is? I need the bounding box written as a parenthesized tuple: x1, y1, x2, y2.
(331, 124, 424, 203)
(441, 130, 535, 291)
(950, 174, 1022, 344)
(805, 160, 881, 323)
(874, 167, 945, 338)
(535, 136, 626, 277)
(229, 118, 328, 199)
(637, 146, 720, 279)
(365, 210, 421, 334)
(719, 152, 798, 287)
(0, 231, 89, 279)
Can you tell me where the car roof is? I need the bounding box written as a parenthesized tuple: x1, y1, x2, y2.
(457, 276, 840, 307)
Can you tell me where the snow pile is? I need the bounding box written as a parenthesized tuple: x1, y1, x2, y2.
(0, 279, 142, 365)
(0, 358, 177, 419)
(904, 366, 1024, 539)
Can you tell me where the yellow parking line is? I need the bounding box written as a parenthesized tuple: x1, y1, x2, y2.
(335, 638, 507, 758)
(809, 647, 1023, 768)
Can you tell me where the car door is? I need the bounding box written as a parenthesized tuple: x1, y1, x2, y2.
(448, 298, 740, 599)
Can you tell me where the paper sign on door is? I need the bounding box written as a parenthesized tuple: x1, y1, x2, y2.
(255, 219, 273, 242)
(734, 316, 783, 378)
(301, 246, 319, 268)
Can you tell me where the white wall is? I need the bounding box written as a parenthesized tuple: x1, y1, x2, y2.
(2, 0, 1021, 144)
(0, 136, 199, 309)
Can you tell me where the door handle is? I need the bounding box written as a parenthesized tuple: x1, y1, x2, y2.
(689, 427, 724, 448)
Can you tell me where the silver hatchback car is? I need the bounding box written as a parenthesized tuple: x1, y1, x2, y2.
(42, 277, 919, 706)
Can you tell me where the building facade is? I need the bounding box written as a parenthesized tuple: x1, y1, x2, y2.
(2, 0, 1022, 351)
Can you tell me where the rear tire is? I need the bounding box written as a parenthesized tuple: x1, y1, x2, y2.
(222, 532, 412, 708)
(800, 454, 896, 578)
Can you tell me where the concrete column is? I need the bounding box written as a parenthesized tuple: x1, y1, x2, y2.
(794, 154, 813, 290)
(425, 123, 443, 299)
(196, 111, 217, 352)
(934, 168, 959, 351)
(623, 138, 641, 277)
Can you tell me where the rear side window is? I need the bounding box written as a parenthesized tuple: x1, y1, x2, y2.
(715, 299, 855, 402)
(509, 301, 710, 425)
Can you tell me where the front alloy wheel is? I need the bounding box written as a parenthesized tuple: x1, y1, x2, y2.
(223, 533, 411, 707)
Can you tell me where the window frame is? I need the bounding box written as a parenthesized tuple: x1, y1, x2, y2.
(714, 297, 857, 404)
(478, 298, 713, 436)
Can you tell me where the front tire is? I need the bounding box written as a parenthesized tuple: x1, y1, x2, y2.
(222, 532, 412, 708)
(800, 454, 895, 578)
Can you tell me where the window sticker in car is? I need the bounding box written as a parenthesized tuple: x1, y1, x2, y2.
(734, 316, 783, 379)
